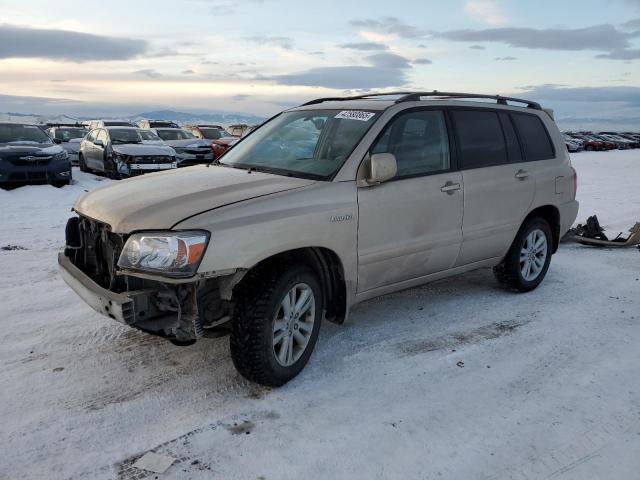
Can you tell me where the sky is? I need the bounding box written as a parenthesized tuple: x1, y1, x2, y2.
(1, 0, 640, 123)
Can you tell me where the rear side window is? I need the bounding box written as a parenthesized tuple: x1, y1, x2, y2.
(451, 110, 507, 169)
(511, 113, 554, 161)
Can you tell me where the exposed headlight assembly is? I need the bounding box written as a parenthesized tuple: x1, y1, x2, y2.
(54, 151, 69, 161)
(118, 231, 209, 277)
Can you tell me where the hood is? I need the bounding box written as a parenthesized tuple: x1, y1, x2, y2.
(0, 143, 62, 155)
(162, 139, 211, 148)
(74, 165, 316, 233)
(213, 138, 237, 146)
(112, 143, 175, 156)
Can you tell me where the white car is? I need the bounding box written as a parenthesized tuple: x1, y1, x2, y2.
(151, 128, 214, 166)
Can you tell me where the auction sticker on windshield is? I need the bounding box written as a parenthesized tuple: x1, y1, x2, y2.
(335, 111, 376, 122)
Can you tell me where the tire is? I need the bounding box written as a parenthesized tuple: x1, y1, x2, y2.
(78, 153, 88, 172)
(493, 217, 553, 292)
(230, 264, 323, 386)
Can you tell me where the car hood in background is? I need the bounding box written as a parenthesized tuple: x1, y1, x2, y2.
(162, 139, 211, 149)
(112, 143, 175, 156)
(73, 165, 316, 233)
(0, 143, 63, 155)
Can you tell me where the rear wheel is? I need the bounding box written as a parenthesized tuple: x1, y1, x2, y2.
(494, 217, 553, 292)
(230, 264, 323, 386)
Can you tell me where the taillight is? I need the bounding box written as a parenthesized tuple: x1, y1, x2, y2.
(571, 166, 577, 200)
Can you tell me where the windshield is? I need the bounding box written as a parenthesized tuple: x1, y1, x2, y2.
(54, 128, 86, 141)
(137, 130, 161, 141)
(199, 128, 231, 140)
(0, 124, 52, 144)
(156, 129, 195, 141)
(220, 109, 379, 179)
(109, 128, 142, 144)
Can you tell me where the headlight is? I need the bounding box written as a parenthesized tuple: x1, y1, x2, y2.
(118, 231, 209, 277)
(54, 151, 68, 161)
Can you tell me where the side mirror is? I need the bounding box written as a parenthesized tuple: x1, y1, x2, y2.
(367, 153, 397, 184)
(52, 138, 62, 144)
(93, 139, 105, 147)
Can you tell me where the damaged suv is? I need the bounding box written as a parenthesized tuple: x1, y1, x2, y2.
(59, 92, 579, 386)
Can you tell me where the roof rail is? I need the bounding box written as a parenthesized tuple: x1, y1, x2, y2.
(396, 91, 542, 110)
(299, 90, 542, 110)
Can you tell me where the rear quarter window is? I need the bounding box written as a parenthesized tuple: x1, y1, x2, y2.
(511, 113, 555, 161)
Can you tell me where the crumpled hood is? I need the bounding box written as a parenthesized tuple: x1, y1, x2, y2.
(112, 143, 175, 156)
(74, 165, 316, 233)
(162, 139, 211, 149)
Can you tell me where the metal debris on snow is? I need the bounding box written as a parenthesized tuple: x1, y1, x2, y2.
(132, 452, 176, 474)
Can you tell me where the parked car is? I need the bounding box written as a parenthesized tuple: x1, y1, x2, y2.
(227, 124, 254, 137)
(78, 127, 177, 178)
(87, 120, 136, 130)
(185, 124, 230, 140)
(136, 129, 165, 145)
(59, 91, 578, 386)
(0, 122, 71, 187)
(137, 119, 180, 129)
(151, 128, 214, 166)
(567, 133, 604, 151)
(580, 133, 616, 150)
(595, 133, 632, 149)
(45, 125, 87, 165)
(562, 134, 583, 152)
(211, 132, 240, 159)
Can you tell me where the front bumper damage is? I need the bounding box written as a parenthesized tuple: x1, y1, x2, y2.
(59, 216, 240, 343)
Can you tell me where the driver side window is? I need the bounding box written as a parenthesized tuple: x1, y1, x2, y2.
(371, 110, 450, 178)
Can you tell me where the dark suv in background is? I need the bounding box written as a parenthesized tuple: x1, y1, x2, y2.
(0, 122, 71, 188)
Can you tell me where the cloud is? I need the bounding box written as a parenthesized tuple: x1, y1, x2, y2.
(182, 69, 195, 74)
(596, 49, 640, 59)
(339, 42, 389, 51)
(244, 35, 293, 50)
(620, 18, 640, 29)
(494, 56, 517, 61)
(261, 52, 412, 89)
(469, 44, 486, 50)
(436, 24, 638, 52)
(232, 94, 250, 101)
(464, 0, 508, 25)
(132, 69, 162, 78)
(413, 58, 433, 65)
(350, 17, 423, 38)
(365, 52, 411, 68)
(519, 84, 640, 106)
(0, 24, 147, 62)
(263, 66, 408, 89)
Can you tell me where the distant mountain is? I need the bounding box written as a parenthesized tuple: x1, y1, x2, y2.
(133, 110, 265, 126)
(0, 108, 266, 127)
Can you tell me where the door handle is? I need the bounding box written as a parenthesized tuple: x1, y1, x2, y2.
(440, 181, 461, 194)
(515, 169, 529, 180)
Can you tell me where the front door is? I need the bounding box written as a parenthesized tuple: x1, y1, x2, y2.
(357, 109, 463, 293)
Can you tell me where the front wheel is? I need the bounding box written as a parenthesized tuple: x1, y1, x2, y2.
(230, 265, 323, 386)
(494, 217, 553, 292)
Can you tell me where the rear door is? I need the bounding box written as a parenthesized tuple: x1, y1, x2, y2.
(451, 109, 535, 266)
(357, 109, 464, 293)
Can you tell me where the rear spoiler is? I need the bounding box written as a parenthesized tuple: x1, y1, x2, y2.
(543, 108, 555, 120)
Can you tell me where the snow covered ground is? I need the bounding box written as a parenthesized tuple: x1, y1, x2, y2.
(1, 151, 639, 480)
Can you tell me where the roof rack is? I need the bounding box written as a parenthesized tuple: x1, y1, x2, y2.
(300, 90, 542, 110)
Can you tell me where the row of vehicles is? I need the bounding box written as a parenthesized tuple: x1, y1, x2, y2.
(562, 131, 640, 152)
(0, 120, 255, 187)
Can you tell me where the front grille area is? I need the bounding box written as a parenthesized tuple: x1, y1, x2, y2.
(130, 155, 173, 165)
(65, 215, 128, 291)
(7, 154, 52, 166)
